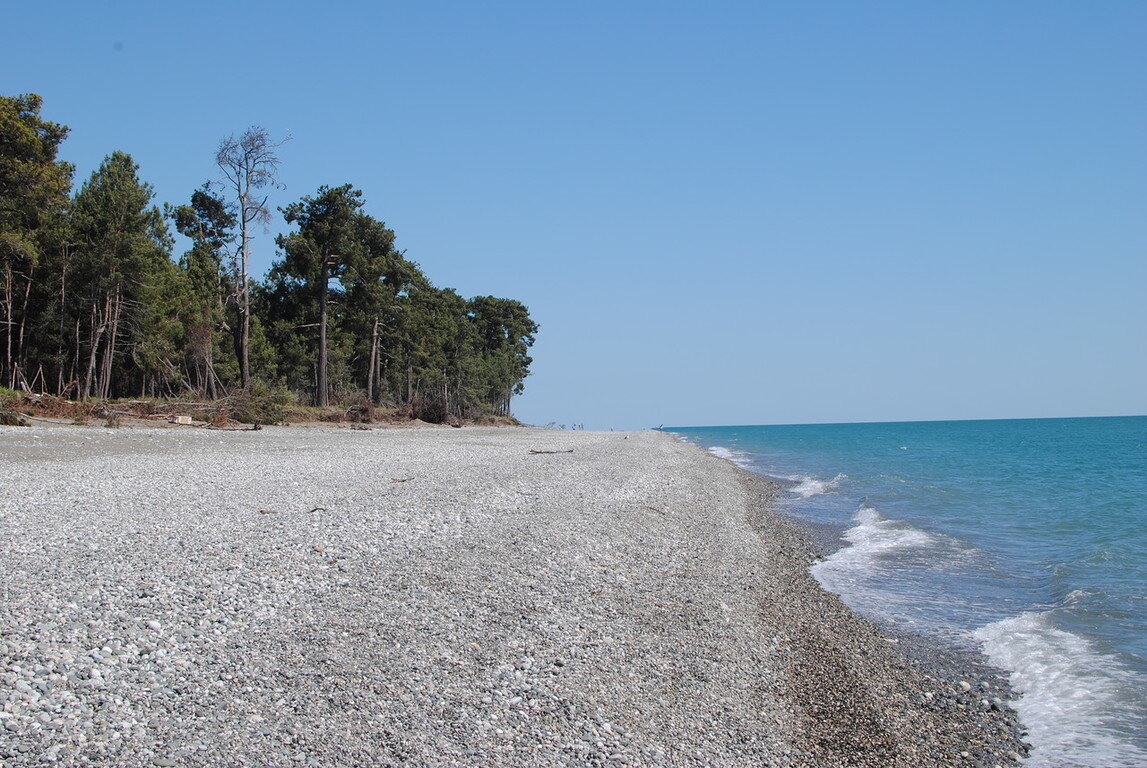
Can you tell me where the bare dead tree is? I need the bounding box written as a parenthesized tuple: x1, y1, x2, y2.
(215, 126, 287, 388)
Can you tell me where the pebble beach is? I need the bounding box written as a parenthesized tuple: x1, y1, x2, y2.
(0, 424, 1028, 767)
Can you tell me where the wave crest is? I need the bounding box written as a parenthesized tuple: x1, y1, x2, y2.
(974, 612, 1147, 768)
(706, 445, 753, 468)
(814, 505, 937, 573)
(790, 472, 847, 498)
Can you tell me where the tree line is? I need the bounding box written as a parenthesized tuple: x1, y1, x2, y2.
(0, 94, 537, 420)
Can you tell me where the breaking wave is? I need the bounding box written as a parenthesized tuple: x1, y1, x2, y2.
(789, 472, 847, 498)
(975, 612, 1147, 767)
(706, 445, 754, 468)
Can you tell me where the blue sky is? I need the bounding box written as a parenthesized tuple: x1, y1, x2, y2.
(6, 1, 1145, 428)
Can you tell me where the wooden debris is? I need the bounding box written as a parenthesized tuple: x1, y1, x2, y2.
(390, 477, 414, 483)
(309, 506, 328, 513)
(258, 509, 278, 515)
(528, 449, 574, 455)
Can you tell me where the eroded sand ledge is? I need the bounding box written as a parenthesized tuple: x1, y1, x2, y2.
(0, 425, 1025, 766)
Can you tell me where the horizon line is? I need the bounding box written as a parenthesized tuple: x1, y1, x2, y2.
(662, 413, 1146, 430)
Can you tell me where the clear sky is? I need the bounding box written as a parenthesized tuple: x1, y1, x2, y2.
(6, 1, 1145, 429)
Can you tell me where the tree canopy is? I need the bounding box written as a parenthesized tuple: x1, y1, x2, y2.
(0, 94, 537, 421)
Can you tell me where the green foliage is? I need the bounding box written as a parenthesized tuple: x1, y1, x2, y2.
(0, 94, 73, 236)
(266, 185, 538, 416)
(2, 95, 538, 420)
(1, 94, 74, 391)
(0, 386, 27, 426)
(167, 184, 238, 398)
(270, 184, 409, 406)
(226, 380, 289, 425)
(466, 295, 538, 409)
(68, 151, 174, 399)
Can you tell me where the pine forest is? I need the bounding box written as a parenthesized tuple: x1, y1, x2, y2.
(0, 94, 538, 425)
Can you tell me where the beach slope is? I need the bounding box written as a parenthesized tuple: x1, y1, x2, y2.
(0, 426, 1023, 766)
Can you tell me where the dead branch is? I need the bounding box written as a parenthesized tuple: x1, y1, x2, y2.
(528, 449, 574, 455)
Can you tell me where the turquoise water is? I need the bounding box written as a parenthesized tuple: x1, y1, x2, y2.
(671, 416, 1147, 768)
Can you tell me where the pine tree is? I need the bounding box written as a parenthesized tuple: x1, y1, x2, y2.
(70, 152, 172, 399)
(170, 186, 237, 397)
(0, 94, 73, 390)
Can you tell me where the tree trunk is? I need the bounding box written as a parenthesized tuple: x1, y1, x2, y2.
(240, 291, 250, 388)
(70, 314, 81, 395)
(239, 233, 251, 389)
(56, 249, 70, 396)
(15, 265, 33, 388)
(209, 357, 226, 400)
(205, 341, 217, 400)
(367, 317, 379, 403)
(235, 185, 253, 391)
(99, 287, 122, 400)
(3, 263, 13, 389)
(83, 300, 107, 400)
(316, 257, 330, 407)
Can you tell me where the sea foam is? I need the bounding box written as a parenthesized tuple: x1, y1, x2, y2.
(673, 418, 1147, 767)
(808, 505, 945, 623)
(812, 505, 937, 573)
(975, 612, 1147, 768)
(789, 472, 847, 498)
(706, 445, 753, 468)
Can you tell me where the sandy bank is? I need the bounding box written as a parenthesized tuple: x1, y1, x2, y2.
(0, 425, 1024, 766)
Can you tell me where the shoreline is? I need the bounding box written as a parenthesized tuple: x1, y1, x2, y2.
(1, 424, 1026, 766)
(733, 469, 1029, 766)
(740, 467, 1022, 679)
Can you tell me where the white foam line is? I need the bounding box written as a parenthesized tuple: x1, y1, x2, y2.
(706, 445, 753, 469)
(975, 612, 1147, 768)
(789, 472, 847, 498)
(812, 506, 937, 577)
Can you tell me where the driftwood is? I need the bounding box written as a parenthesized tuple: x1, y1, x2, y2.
(263, 506, 325, 515)
(390, 477, 414, 483)
(528, 449, 575, 455)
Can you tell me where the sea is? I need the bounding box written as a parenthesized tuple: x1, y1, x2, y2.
(669, 416, 1147, 768)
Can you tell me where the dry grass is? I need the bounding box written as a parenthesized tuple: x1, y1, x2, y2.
(1, 389, 521, 429)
